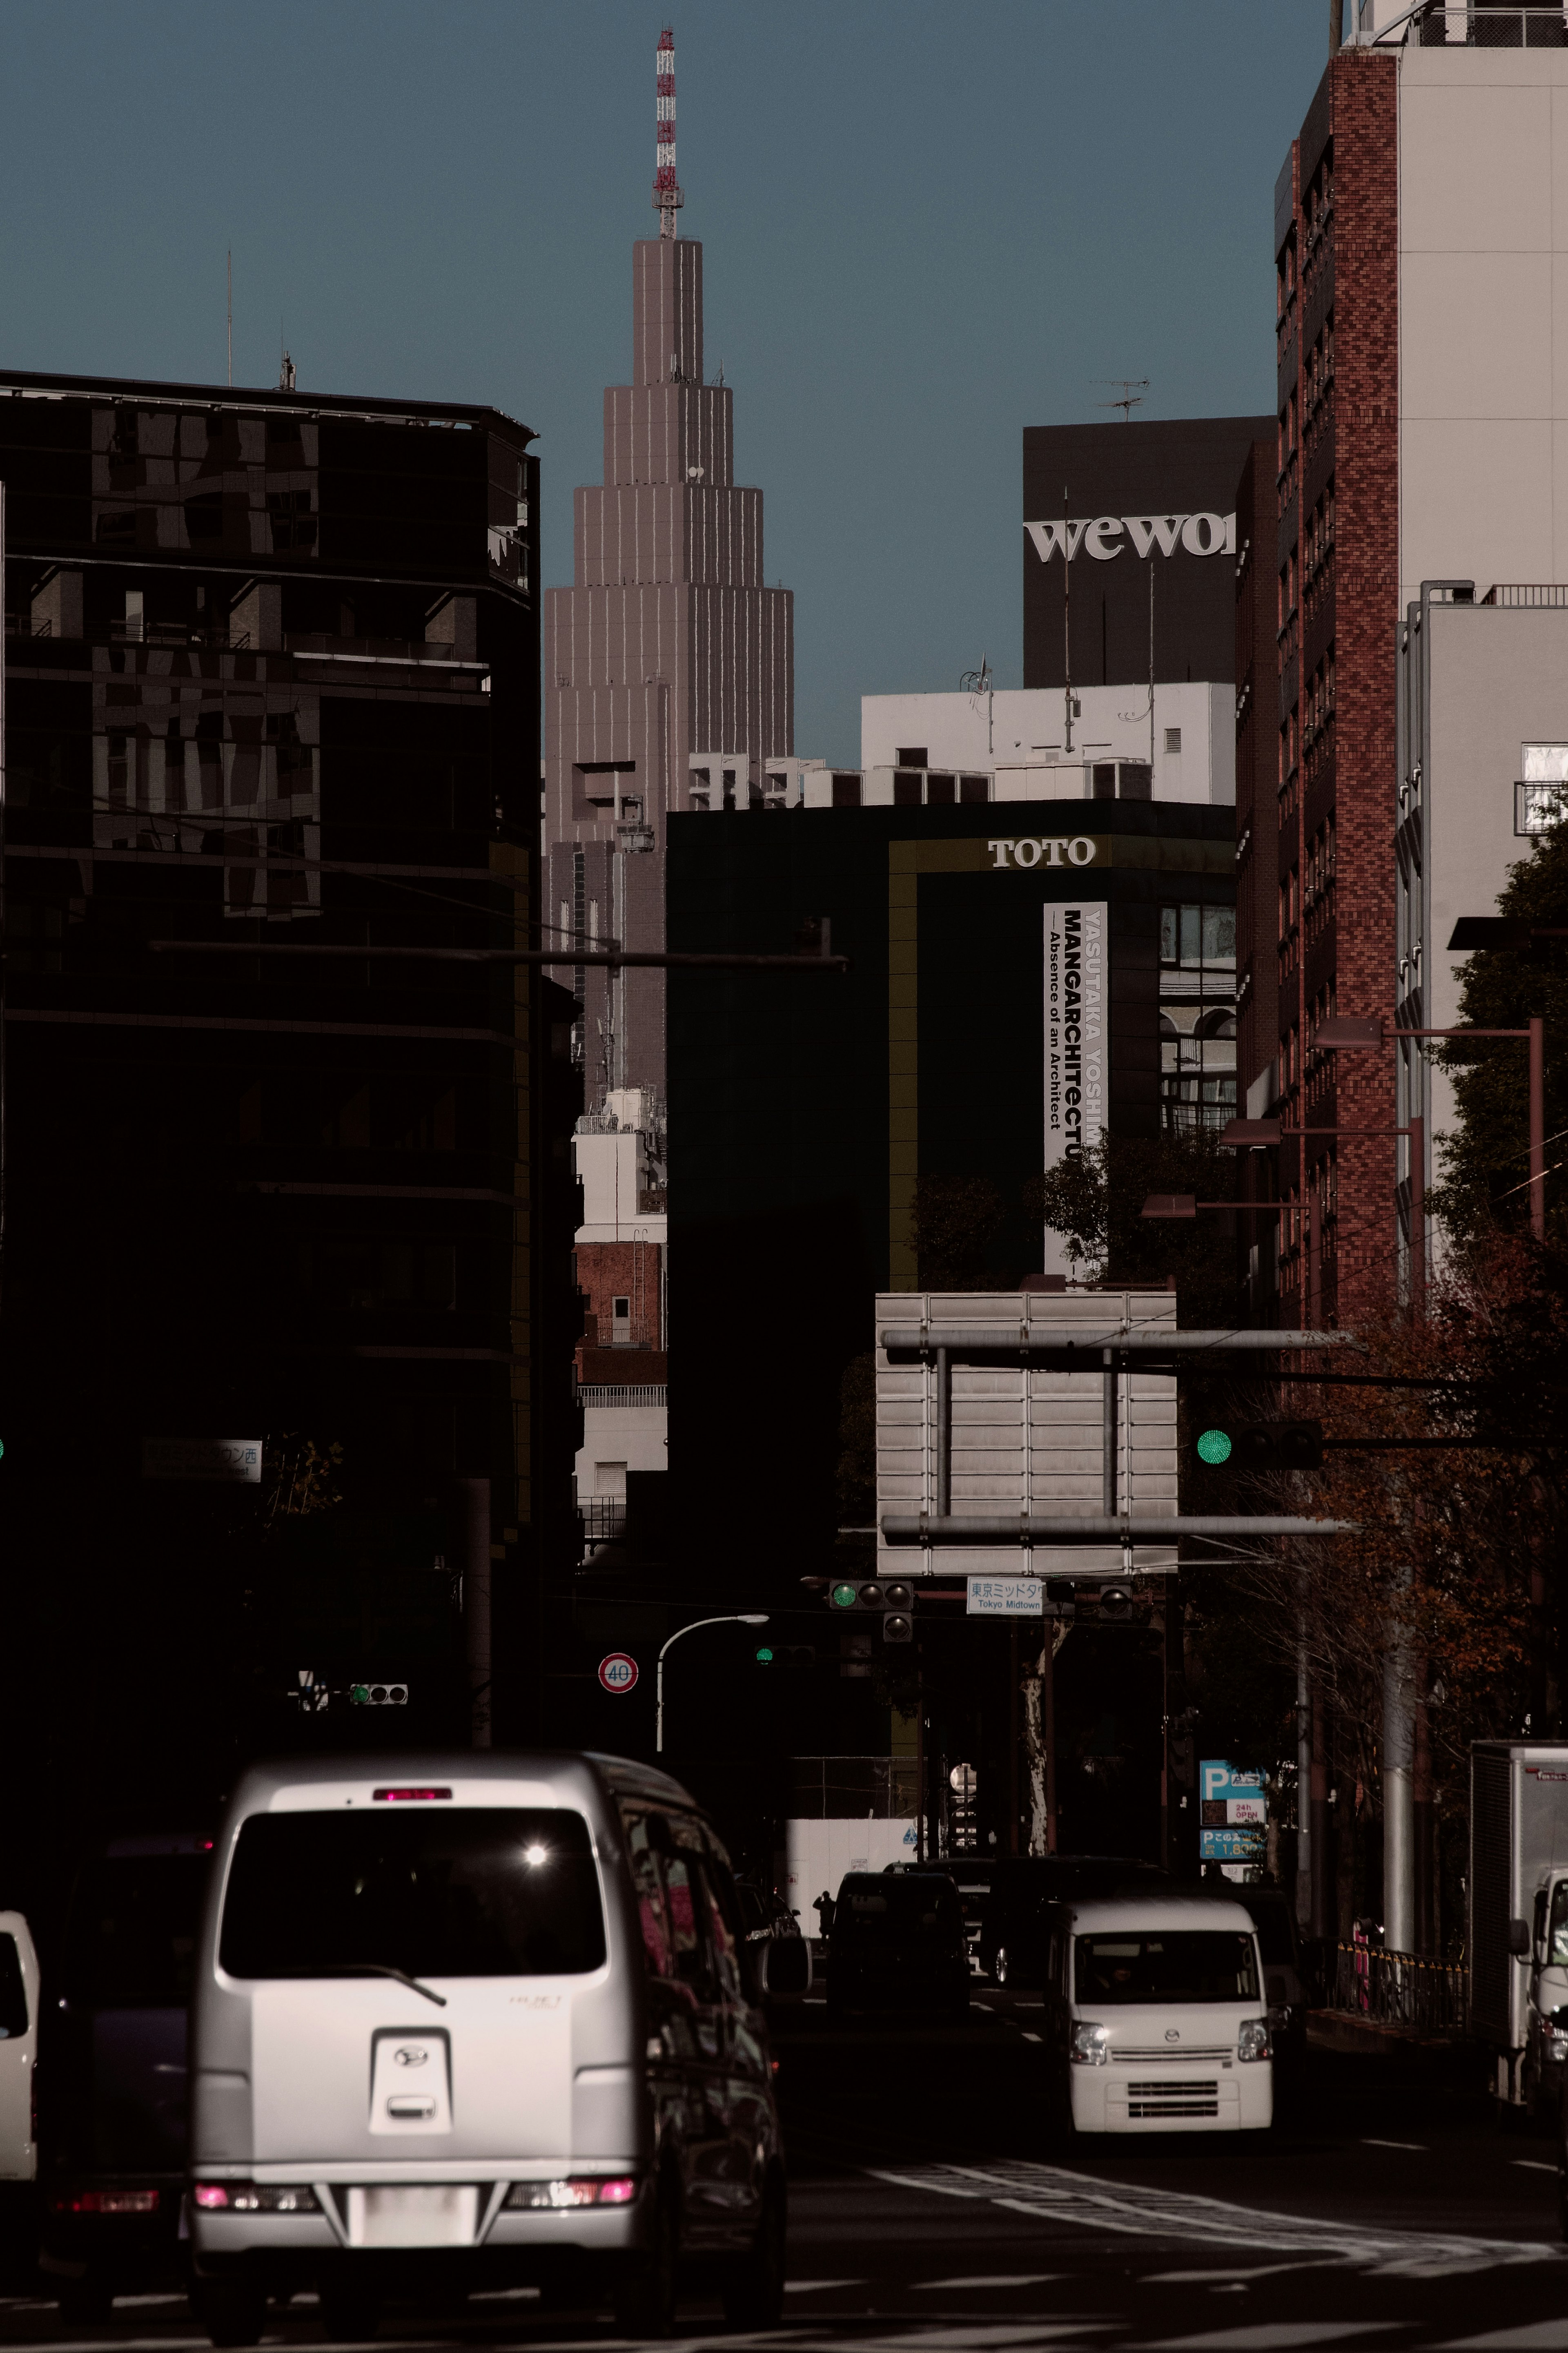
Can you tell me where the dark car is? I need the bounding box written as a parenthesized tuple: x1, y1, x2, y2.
(884, 1858, 998, 1975)
(39, 1833, 212, 2321)
(1221, 1884, 1309, 2081)
(978, 1855, 1170, 1986)
(827, 1870, 970, 2019)
(735, 1883, 804, 1942)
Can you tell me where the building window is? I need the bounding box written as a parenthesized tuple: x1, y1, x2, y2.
(1517, 744, 1568, 836)
(960, 774, 989, 803)
(893, 770, 922, 805)
(1164, 727, 1182, 755)
(1160, 901, 1237, 1135)
(831, 772, 860, 807)
(895, 746, 928, 768)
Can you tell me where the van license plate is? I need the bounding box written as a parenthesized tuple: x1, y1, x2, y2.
(347, 2186, 477, 2248)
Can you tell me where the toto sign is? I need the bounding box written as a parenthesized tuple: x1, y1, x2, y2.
(597, 1652, 639, 1694)
(1025, 512, 1236, 563)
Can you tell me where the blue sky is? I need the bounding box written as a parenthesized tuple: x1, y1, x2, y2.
(0, 2, 1325, 763)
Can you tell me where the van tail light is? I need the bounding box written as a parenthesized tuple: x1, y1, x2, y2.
(505, 2177, 637, 2209)
(52, 2189, 160, 2215)
(194, 2183, 319, 2213)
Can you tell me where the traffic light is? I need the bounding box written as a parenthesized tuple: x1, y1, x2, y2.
(826, 1578, 915, 1640)
(755, 1644, 815, 1667)
(349, 1682, 410, 1706)
(1189, 1419, 1323, 1474)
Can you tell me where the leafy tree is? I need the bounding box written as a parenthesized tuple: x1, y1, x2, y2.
(1435, 819, 1568, 1247)
(1024, 1128, 1243, 1327)
(835, 1353, 877, 1525)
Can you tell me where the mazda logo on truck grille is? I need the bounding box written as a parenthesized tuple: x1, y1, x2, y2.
(394, 2046, 429, 2067)
(1165, 2030, 1180, 2041)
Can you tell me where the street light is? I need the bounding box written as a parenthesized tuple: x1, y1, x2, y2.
(655, 1615, 769, 1754)
(1316, 1008, 1544, 1246)
(1215, 1113, 1426, 1323)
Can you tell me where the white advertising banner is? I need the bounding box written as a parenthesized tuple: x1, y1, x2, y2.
(1042, 900, 1107, 1277)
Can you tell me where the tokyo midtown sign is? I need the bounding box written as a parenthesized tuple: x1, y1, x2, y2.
(1024, 513, 1236, 564)
(1042, 902, 1106, 1279)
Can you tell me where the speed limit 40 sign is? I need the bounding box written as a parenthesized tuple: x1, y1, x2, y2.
(598, 1652, 639, 1694)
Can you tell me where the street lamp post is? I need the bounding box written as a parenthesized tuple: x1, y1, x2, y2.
(655, 1614, 769, 1754)
(1317, 1012, 1545, 1247)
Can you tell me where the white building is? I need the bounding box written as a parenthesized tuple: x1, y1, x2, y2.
(858, 684, 1235, 806)
(1396, 584, 1568, 1266)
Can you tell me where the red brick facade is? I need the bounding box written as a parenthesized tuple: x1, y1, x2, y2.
(1272, 50, 1399, 1327)
(1234, 436, 1279, 1112)
(573, 1236, 664, 1376)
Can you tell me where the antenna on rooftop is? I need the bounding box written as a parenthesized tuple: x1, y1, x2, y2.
(1095, 377, 1149, 422)
(653, 27, 684, 239)
(959, 656, 993, 694)
(227, 250, 232, 387)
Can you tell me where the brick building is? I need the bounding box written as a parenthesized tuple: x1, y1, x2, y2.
(1250, 8, 1568, 1324)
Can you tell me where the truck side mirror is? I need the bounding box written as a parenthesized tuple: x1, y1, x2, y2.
(1508, 1917, 1532, 1956)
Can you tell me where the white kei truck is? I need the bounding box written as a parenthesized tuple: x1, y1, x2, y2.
(1470, 1741, 1568, 2119)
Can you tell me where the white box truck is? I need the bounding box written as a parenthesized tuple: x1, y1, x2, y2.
(1471, 1741, 1568, 2114)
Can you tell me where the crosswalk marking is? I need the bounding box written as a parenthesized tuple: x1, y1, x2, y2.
(868, 2158, 1566, 2277)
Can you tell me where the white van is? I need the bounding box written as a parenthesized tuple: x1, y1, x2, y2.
(187, 1753, 803, 2345)
(0, 1910, 39, 2184)
(1042, 1894, 1273, 2134)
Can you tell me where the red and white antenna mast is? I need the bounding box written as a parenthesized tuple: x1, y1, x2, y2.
(653, 27, 683, 239)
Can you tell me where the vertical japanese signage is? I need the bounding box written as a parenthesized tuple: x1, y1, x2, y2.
(1042, 901, 1107, 1277)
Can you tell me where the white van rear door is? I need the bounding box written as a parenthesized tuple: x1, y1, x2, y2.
(250, 1979, 577, 2165)
(0, 1912, 38, 2181)
(220, 1800, 608, 2168)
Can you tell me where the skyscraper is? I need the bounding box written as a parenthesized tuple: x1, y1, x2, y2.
(543, 28, 794, 1107)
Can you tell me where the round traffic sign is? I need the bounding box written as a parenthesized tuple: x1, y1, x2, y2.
(598, 1652, 639, 1694)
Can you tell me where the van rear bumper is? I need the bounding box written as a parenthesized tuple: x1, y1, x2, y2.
(191, 2186, 648, 2275)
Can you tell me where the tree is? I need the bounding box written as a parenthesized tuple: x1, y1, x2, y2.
(1436, 818, 1568, 1247)
(1024, 1128, 1243, 1327)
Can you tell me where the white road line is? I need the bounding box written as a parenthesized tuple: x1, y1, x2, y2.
(915, 2276, 1065, 2290)
(1511, 2161, 1558, 2174)
(1360, 2138, 1427, 2151)
(1141, 2266, 1339, 2286)
(1143, 2328, 1401, 2351)
(1022, 2032, 1044, 2043)
(784, 2280, 869, 2293)
(1433, 2327, 1568, 2350)
(867, 2158, 1564, 2277)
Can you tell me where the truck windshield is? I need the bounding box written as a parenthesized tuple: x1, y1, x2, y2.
(1076, 1931, 1259, 2005)
(64, 1856, 209, 2007)
(219, 1809, 605, 1980)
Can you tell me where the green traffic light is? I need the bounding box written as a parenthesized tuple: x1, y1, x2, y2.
(755, 1646, 774, 1664)
(1196, 1428, 1233, 1465)
(829, 1581, 860, 1609)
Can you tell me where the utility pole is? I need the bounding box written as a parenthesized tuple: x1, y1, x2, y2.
(461, 1476, 491, 1749)
(1063, 484, 1074, 753)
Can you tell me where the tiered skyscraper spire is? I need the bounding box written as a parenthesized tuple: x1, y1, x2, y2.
(654, 28, 682, 240)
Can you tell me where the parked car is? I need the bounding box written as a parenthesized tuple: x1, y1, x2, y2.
(1221, 1885, 1308, 2085)
(0, 1909, 40, 2191)
(1041, 1894, 1273, 2135)
(828, 1871, 969, 2020)
(187, 1752, 804, 2346)
(733, 1885, 803, 1943)
(978, 1856, 1169, 1987)
(39, 1832, 212, 2321)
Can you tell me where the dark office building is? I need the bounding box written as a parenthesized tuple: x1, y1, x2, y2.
(1024, 416, 1274, 693)
(666, 797, 1234, 1559)
(0, 368, 578, 1840)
